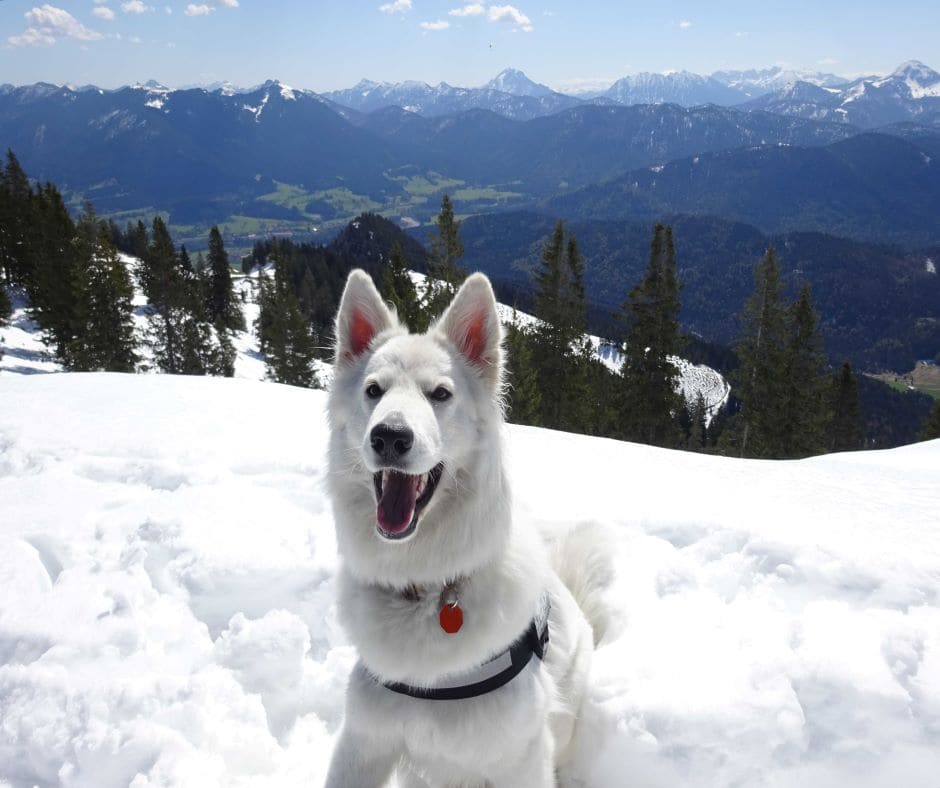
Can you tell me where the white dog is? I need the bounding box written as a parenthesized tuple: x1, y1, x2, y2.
(324, 269, 607, 788)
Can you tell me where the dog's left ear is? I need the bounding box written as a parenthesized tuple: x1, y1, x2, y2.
(335, 269, 397, 365)
(437, 273, 503, 385)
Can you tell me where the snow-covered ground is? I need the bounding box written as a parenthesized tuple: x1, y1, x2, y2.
(0, 259, 326, 386)
(1, 373, 939, 787)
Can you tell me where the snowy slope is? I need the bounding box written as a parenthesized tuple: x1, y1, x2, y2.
(3, 267, 728, 418)
(0, 258, 310, 385)
(1, 373, 939, 787)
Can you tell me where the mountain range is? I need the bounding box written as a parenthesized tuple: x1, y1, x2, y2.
(742, 61, 940, 128)
(0, 79, 863, 230)
(2, 62, 939, 375)
(319, 63, 939, 124)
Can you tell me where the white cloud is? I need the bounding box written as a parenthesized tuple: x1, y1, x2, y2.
(7, 5, 103, 47)
(488, 5, 532, 32)
(379, 0, 412, 13)
(93, 6, 115, 20)
(449, 3, 485, 16)
(184, 3, 212, 14)
(420, 19, 450, 30)
(130, 35, 142, 43)
(8, 27, 56, 47)
(817, 57, 839, 66)
(165, 4, 173, 12)
(121, 0, 152, 13)
(678, 19, 692, 29)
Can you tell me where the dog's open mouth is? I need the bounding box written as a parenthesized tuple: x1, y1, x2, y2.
(372, 463, 444, 540)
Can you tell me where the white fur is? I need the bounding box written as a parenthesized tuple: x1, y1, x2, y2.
(325, 270, 602, 788)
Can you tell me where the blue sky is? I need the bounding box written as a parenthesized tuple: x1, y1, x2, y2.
(1, 1, 938, 92)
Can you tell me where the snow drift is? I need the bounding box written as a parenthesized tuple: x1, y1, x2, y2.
(1, 373, 939, 787)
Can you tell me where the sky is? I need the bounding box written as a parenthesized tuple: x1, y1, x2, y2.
(1, 1, 939, 93)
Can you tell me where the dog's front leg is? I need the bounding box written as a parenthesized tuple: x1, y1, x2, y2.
(490, 729, 557, 788)
(325, 726, 397, 788)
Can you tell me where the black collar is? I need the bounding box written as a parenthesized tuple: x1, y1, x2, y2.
(381, 593, 551, 701)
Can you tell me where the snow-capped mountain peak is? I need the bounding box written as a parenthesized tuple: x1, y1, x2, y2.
(883, 59, 940, 98)
(483, 68, 553, 97)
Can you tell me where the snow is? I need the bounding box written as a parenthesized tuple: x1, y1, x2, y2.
(0, 286, 62, 375)
(1, 373, 939, 787)
(1, 256, 331, 386)
(242, 92, 270, 121)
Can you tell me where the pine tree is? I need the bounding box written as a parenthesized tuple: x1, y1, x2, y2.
(421, 194, 466, 325)
(733, 247, 791, 458)
(255, 260, 319, 388)
(829, 361, 865, 451)
(529, 220, 592, 432)
(0, 280, 12, 327)
(0, 150, 34, 286)
(129, 220, 149, 260)
(619, 223, 683, 447)
(919, 399, 940, 441)
(28, 183, 82, 360)
(685, 392, 709, 451)
(206, 226, 244, 331)
(65, 221, 138, 372)
(780, 283, 829, 458)
(141, 217, 188, 373)
(503, 320, 542, 426)
(382, 241, 421, 330)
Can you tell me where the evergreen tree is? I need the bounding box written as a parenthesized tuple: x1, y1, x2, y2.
(127, 220, 149, 260)
(733, 247, 791, 458)
(212, 323, 237, 377)
(0, 150, 34, 286)
(0, 281, 11, 326)
(421, 194, 466, 326)
(920, 400, 940, 441)
(503, 320, 542, 426)
(685, 392, 709, 451)
(141, 217, 188, 373)
(829, 361, 865, 451)
(382, 241, 421, 330)
(619, 223, 683, 447)
(255, 260, 319, 388)
(529, 220, 592, 432)
(206, 226, 244, 331)
(28, 183, 82, 360)
(780, 283, 829, 457)
(65, 222, 138, 372)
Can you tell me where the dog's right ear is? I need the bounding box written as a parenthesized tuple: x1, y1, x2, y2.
(335, 269, 396, 365)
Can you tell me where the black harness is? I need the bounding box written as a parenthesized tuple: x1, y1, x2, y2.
(382, 595, 551, 701)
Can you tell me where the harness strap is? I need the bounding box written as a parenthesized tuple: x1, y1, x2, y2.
(382, 593, 551, 701)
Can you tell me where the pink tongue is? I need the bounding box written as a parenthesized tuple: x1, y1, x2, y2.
(377, 471, 420, 534)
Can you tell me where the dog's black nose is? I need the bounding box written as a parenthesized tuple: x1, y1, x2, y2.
(370, 424, 414, 462)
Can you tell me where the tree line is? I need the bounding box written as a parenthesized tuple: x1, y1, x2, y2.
(3, 159, 938, 446)
(0, 151, 247, 376)
(379, 196, 940, 456)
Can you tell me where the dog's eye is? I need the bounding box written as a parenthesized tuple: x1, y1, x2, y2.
(430, 386, 452, 402)
(365, 383, 383, 399)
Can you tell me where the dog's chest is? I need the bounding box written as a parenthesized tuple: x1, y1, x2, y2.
(352, 658, 551, 776)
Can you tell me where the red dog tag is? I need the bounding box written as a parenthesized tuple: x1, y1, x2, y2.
(439, 603, 463, 634)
